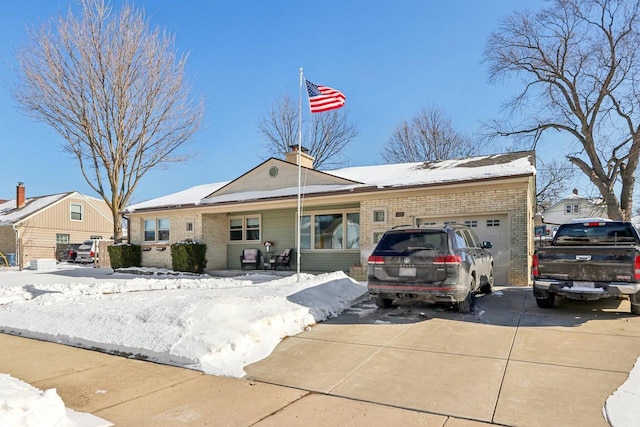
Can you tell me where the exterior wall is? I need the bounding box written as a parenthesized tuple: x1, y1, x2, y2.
(202, 213, 228, 270)
(359, 179, 533, 285)
(13, 195, 113, 267)
(542, 195, 608, 225)
(0, 226, 17, 264)
(127, 177, 535, 284)
(129, 210, 207, 269)
(212, 159, 352, 197)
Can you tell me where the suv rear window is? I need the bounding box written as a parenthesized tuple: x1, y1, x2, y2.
(376, 230, 446, 254)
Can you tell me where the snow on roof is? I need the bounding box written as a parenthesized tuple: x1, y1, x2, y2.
(0, 194, 69, 226)
(124, 181, 229, 212)
(124, 152, 535, 212)
(327, 152, 535, 187)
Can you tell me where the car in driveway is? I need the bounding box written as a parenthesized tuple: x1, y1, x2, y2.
(75, 239, 101, 264)
(367, 224, 494, 313)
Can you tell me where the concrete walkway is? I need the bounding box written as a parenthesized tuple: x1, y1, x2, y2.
(1, 287, 638, 426)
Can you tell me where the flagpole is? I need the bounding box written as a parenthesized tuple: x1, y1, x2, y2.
(296, 67, 303, 281)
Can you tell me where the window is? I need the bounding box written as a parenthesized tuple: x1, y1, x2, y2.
(186, 222, 194, 232)
(300, 211, 360, 250)
(144, 218, 170, 242)
(373, 209, 386, 223)
(565, 204, 580, 214)
(56, 234, 70, 243)
(70, 203, 83, 221)
(487, 219, 501, 227)
(464, 220, 478, 228)
(373, 232, 385, 244)
(229, 216, 261, 242)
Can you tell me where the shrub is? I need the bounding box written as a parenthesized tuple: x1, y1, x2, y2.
(107, 244, 142, 269)
(171, 242, 207, 274)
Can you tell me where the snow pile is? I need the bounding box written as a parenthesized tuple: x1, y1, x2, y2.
(604, 358, 640, 427)
(0, 267, 367, 377)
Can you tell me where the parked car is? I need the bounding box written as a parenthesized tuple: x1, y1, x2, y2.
(56, 243, 81, 263)
(75, 239, 101, 264)
(367, 224, 494, 313)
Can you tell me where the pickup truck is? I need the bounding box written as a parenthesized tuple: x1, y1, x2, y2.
(532, 220, 640, 315)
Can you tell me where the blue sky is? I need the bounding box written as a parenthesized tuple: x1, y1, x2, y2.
(0, 0, 559, 204)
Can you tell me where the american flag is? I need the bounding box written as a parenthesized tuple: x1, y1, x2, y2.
(305, 79, 346, 113)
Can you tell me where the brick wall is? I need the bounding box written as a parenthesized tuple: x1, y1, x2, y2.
(359, 180, 534, 285)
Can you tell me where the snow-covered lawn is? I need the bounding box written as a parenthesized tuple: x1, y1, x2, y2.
(0, 264, 367, 426)
(0, 264, 638, 427)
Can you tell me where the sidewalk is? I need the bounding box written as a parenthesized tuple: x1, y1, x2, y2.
(1, 287, 638, 426)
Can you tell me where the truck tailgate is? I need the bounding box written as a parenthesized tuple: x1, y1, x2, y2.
(537, 246, 638, 282)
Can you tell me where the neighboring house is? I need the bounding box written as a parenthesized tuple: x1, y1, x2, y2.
(0, 183, 114, 268)
(539, 189, 608, 232)
(123, 150, 537, 286)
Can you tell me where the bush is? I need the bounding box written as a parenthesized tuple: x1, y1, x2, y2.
(107, 244, 142, 269)
(171, 242, 207, 274)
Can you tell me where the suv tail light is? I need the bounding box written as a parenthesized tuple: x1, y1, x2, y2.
(532, 253, 539, 278)
(635, 255, 640, 280)
(368, 255, 385, 265)
(433, 255, 461, 265)
(90, 251, 95, 257)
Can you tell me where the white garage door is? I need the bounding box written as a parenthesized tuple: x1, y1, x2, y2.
(416, 215, 510, 285)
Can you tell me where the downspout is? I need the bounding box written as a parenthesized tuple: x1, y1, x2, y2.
(12, 224, 21, 270)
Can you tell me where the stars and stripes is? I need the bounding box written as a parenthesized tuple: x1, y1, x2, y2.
(305, 79, 346, 113)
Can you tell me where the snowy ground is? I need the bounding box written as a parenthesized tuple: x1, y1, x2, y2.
(0, 264, 367, 427)
(0, 264, 637, 427)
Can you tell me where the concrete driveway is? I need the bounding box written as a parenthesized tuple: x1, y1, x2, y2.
(245, 287, 640, 426)
(1, 286, 638, 426)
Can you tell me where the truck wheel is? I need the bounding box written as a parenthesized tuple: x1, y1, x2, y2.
(536, 293, 555, 308)
(374, 296, 393, 309)
(630, 292, 640, 315)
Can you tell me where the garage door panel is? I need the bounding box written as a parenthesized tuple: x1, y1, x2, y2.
(416, 215, 510, 285)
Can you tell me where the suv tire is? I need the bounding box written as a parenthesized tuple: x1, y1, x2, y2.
(480, 268, 494, 294)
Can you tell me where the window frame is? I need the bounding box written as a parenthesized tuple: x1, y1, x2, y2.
(228, 215, 261, 243)
(143, 218, 170, 243)
(70, 203, 83, 221)
(299, 210, 360, 251)
(372, 208, 387, 224)
(56, 233, 70, 244)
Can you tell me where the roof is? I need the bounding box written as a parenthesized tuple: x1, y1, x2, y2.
(124, 151, 536, 213)
(0, 193, 70, 226)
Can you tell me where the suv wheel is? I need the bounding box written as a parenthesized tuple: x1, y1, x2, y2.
(480, 268, 494, 294)
(374, 295, 393, 309)
(457, 277, 475, 313)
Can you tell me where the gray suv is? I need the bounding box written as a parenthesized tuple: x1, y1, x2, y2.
(367, 224, 494, 313)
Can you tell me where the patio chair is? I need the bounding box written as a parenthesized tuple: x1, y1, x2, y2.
(271, 249, 293, 270)
(240, 248, 260, 270)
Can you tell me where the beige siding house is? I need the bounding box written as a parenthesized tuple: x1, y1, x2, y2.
(0, 183, 113, 268)
(124, 150, 537, 286)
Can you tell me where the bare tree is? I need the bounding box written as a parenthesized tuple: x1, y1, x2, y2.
(259, 94, 357, 169)
(382, 106, 479, 163)
(13, 0, 203, 240)
(485, 0, 640, 220)
(536, 158, 576, 211)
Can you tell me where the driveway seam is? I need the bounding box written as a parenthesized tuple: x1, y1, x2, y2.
(490, 287, 529, 423)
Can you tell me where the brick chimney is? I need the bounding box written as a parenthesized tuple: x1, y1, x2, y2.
(285, 145, 314, 169)
(16, 182, 25, 209)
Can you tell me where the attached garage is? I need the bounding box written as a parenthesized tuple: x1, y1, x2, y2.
(417, 214, 511, 285)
